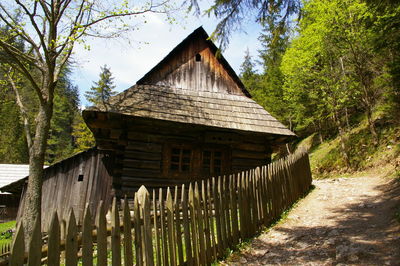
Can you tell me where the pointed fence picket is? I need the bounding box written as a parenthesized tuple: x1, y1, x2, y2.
(2, 150, 312, 266)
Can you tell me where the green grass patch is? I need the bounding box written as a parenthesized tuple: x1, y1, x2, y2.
(0, 221, 16, 246)
(307, 113, 400, 179)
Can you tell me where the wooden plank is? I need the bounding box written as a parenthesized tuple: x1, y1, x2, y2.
(230, 174, 239, 246)
(123, 196, 134, 266)
(27, 216, 41, 266)
(181, 184, 192, 265)
(133, 194, 143, 266)
(125, 141, 162, 152)
(242, 171, 250, 239)
(96, 201, 107, 266)
(82, 205, 93, 266)
(188, 183, 199, 264)
(218, 177, 227, 251)
(153, 190, 161, 266)
(222, 176, 232, 247)
(47, 212, 60, 266)
(231, 149, 269, 160)
(122, 168, 161, 178)
(111, 197, 121, 266)
(194, 182, 206, 265)
(65, 209, 78, 266)
(123, 159, 161, 169)
(237, 172, 244, 240)
(212, 177, 223, 257)
(207, 179, 217, 261)
(124, 150, 161, 161)
(174, 186, 184, 265)
(138, 186, 154, 266)
(159, 188, 168, 266)
(201, 180, 212, 263)
(166, 188, 176, 266)
(9, 222, 24, 266)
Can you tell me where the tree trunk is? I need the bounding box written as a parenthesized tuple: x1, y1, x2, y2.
(333, 112, 351, 169)
(22, 103, 52, 247)
(318, 121, 324, 144)
(366, 106, 379, 146)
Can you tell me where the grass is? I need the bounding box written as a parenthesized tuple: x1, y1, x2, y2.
(0, 221, 16, 246)
(302, 113, 400, 179)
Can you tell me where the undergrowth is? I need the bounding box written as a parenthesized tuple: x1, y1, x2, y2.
(0, 221, 15, 246)
(300, 114, 400, 179)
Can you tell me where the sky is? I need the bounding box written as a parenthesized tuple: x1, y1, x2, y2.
(71, 4, 263, 106)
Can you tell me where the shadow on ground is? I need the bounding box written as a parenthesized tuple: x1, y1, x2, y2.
(235, 178, 400, 265)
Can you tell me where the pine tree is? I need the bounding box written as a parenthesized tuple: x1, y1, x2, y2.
(256, 18, 291, 126)
(72, 112, 95, 153)
(85, 65, 116, 110)
(239, 49, 259, 91)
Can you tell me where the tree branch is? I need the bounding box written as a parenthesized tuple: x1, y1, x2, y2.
(5, 68, 33, 150)
(0, 41, 45, 104)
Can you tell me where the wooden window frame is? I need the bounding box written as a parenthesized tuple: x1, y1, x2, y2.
(163, 142, 231, 179)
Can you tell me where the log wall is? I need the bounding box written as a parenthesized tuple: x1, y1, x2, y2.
(92, 118, 273, 196)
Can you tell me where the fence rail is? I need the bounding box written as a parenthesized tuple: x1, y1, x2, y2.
(1, 150, 312, 265)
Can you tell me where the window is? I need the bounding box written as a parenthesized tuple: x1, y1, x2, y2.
(202, 150, 223, 175)
(195, 53, 201, 62)
(163, 142, 230, 178)
(170, 147, 192, 172)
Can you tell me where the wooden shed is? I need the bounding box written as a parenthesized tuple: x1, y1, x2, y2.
(1, 27, 294, 229)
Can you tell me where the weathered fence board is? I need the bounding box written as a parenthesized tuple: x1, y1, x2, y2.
(5, 150, 312, 266)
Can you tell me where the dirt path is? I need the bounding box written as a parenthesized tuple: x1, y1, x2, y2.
(223, 176, 400, 265)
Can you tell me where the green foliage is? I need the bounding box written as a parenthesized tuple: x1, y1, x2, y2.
(236, 0, 400, 174)
(46, 68, 80, 164)
(239, 49, 259, 91)
(0, 100, 29, 163)
(0, 221, 16, 246)
(72, 112, 95, 153)
(85, 65, 116, 109)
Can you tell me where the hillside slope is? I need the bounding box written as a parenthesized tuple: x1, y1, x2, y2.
(297, 117, 400, 179)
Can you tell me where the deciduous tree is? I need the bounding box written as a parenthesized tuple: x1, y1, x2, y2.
(0, 0, 173, 245)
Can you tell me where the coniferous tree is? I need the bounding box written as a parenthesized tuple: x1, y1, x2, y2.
(72, 112, 95, 153)
(255, 17, 291, 129)
(239, 49, 259, 91)
(85, 65, 116, 110)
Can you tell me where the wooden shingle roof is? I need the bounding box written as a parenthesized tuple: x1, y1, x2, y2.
(86, 85, 295, 136)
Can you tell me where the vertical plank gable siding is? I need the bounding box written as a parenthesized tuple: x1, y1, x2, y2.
(2, 150, 312, 266)
(17, 149, 114, 232)
(140, 40, 245, 96)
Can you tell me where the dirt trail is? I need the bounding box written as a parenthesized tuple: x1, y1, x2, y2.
(223, 176, 400, 265)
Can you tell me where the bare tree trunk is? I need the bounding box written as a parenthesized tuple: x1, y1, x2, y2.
(22, 103, 52, 247)
(333, 111, 351, 169)
(345, 107, 350, 130)
(318, 121, 324, 144)
(366, 105, 378, 146)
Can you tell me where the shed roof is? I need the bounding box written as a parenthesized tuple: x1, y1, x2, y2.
(84, 85, 295, 136)
(0, 164, 29, 193)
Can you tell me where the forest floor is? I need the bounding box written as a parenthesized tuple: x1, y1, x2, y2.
(221, 175, 400, 265)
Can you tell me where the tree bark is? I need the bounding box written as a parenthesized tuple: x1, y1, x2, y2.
(366, 105, 379, 146)
(22, 102, 52, 247)
(333, 111, 351, 169)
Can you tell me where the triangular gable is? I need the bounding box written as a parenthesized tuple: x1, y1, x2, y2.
(136, 27, 251, 97)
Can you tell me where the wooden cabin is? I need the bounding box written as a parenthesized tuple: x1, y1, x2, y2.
(1, 27, 294, 230)
(82, 26, 295, 196)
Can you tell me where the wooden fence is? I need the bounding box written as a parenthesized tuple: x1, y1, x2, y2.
(1, 150, 312, 265)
